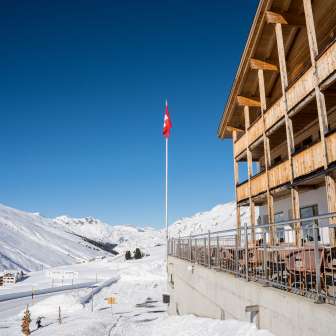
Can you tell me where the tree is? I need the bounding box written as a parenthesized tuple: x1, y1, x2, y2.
(21, 305, 31, 336)
(125, 250, 132, 260)
(133, 248, 143, 259)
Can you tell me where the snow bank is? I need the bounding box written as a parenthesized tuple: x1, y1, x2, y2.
(27, 293, 84, 319)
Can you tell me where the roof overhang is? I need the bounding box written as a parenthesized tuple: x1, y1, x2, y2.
(217, 0, 272, 139)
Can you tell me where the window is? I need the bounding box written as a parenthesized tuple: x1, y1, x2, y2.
(300, 205, 319, 242)
(274, 212, 285, 243)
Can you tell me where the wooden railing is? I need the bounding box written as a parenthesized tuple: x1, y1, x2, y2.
(236, 181, 249, 202)
(250, 173, 267, 196)
(234, 134, 246, 158)
(236, 133, 336, 202)
(268, 160, 291, 189)
(233, 40, 336, 159)
(326, 131, 336, 163)
(292, 142, 324, 178)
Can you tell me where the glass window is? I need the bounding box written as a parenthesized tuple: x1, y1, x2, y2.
(300, 205, 319, 242)
(274, 212, 285, 243)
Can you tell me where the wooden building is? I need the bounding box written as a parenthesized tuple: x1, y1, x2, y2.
(217, 0, 336, 246)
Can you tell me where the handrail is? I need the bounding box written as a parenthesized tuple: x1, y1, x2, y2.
(172, 212, 336, 239)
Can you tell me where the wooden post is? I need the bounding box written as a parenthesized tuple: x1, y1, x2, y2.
(302, 0, 336, 245)
(244, 105, 256, 245)
(233, 130, 241, 244)
(256, 69, 276, 245)
(273, 20, 301, 246)
(326, 174, 336, 246)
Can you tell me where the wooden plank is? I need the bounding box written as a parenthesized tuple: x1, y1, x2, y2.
(236, 181, 250, 202)
(325, 174, 336, 247)
(237, 96, 261, 107)
(250, 58, 278, 71)
(292, 142, 324, 178)
(291, 188, 302, 246)
(303, 0, 329, 170)
(268, 161, 291, 188)
(234, 133, 246, 158)
(233, 130, 241, 243)
(326, 131, 336, 163)
(265, 11, 306, 26)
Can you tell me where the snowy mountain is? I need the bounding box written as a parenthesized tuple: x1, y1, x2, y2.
(169, 202, 251, 237)
(0, 203, 163, 272)
(53, 215, 164, 253)
(0, 204, 106, 272)
(0, 201, 245, 273)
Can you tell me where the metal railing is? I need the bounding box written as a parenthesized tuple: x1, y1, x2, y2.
(168, 212, 336, 305)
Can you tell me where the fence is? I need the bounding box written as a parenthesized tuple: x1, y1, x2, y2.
(168, 212, 336, 305)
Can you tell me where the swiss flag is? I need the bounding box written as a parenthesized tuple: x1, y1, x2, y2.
(163, 100, 172, 138)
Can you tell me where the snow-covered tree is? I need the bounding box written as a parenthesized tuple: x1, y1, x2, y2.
(21, 305, 31, 336)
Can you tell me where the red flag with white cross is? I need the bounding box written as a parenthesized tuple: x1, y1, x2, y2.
(163, 100, 172, 138)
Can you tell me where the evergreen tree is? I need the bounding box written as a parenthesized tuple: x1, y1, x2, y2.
(21, 305, 31, 336)
(125, 250, 132, 260)
(133, 248, 143, 259)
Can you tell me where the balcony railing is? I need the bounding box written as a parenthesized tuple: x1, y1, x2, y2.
(234, 39, 336, 159)
(168, 213, 336, 305)
(236, 131, 336, 202)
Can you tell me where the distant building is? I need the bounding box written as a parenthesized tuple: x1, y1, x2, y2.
(217, 0, 336, 246)
(0, 270, 23, 286)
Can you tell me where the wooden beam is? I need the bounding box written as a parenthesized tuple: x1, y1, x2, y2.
(237, 96, 261, 107)
(250, 58, 278, 72)
(227, 125, 245, 133)
(233, 130, 241, 244)
(303, 0, 329, 153)
(265, 11, 306, 26)
(273, 21, 301, 246)
(243, 105, 256, 245)
(291, 188, 302, 246)
(325, 174, 336, 247)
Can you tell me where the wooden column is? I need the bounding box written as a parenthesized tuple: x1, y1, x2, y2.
(326, 175, 336, 246)
(244, 106, 256, 244)
(256, 69, 275, 245)
(232, 130, 241, 244)
(270, 18, 302, 245)
(303, 0, 336, 245)
(303, 0, 328, 166)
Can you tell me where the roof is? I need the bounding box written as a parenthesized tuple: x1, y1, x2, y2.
(217, 0, 272, 139)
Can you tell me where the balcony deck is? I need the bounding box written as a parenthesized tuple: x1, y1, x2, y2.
(234, 40, 336, 159)
(236, 131, 336, 202)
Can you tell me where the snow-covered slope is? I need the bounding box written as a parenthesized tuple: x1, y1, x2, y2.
(53, 216, 164, 253)
(0, 204, 163, 272)
(0, 200, 245, 273)
(169, 202, 251, 237)
(0, 204, 108, 272)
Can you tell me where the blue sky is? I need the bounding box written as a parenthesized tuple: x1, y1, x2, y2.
(0, 0, 258, 227)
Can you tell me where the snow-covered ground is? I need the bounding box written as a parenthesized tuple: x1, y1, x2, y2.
(0, 244, 272, 336)
(0, 202, 271, 336)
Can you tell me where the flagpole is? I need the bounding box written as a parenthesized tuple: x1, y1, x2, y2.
(165, 137, 168, 268)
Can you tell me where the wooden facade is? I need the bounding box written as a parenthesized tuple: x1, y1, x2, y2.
(218, 0, 336, 246)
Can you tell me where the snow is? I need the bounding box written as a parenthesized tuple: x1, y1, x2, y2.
(0, 244, 273, 336)
(0, 203, 163, 272)
(169, 202, 252, 237)
(0, 202, 272, 336)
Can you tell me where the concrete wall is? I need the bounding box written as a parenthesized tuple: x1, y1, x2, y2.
(168, 256, 336, 336)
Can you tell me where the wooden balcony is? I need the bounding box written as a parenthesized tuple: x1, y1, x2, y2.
(268, 160, 291, 189)
(236, 131, 336, 202)
(233, 40, 336, 159)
